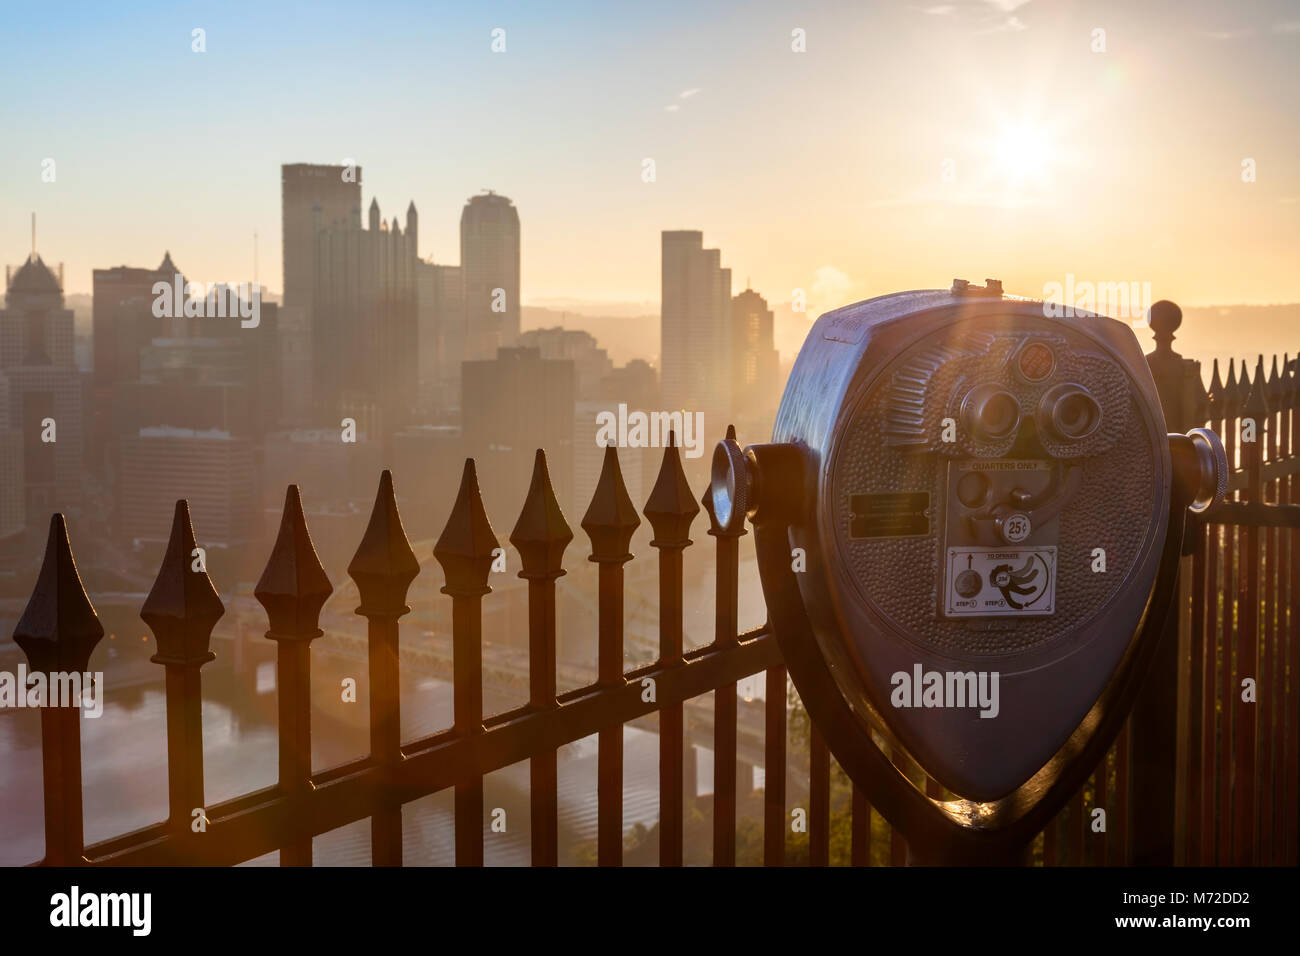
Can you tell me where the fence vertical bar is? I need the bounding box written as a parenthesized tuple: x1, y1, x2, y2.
(1093, 754, 1108, 867)
(583, 445, 640, 866)
(1114, 721, 1129, 865)
(643, 433, 699, 867)
(889, 747, 907, 866)
(1186, 515, 1206, 865)
(764, 664, 787, 866)
(702, 425, 743, 866)
(255, 485, 333, 867)
(1218, 360, 1243, 865)
(1201, 360, 1225, 866)
(1259, 359, 1281, 864)
(1068, 787, 1085, 865)
(512, 450, 573, 867)
(1234, 358, 1267, 864)
(809, 725, 830, 866)
(1284, 361, 1294, 868)
(14, 515, 104, 866)
(434, 459, 499, 868)
(851, 784, 870, 866)
(1042, 814, 1057, 867)
(348, 470, 420, 867)
(141, 501, 224, 851)
(1199, 523, 1219, 866)
(1280, 355, 1296, 864)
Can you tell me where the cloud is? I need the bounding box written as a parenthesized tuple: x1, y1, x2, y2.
(809, 266, 857, 314)
(679, 88, 701, 99)
(664, 104, 680, 112)
(1272, 20, 1300, 34)
(866, 188, 1058, 210)
(912, 1, 1030, 32)
(976, 15, 1028, 34)
(1202, 28, 1253, 40)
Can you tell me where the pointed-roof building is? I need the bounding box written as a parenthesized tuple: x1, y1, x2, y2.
(2, 247, 82, 532)
(312, 191, 420, 432)
(7, 254, 62, 297)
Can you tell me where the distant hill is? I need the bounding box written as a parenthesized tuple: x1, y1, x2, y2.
(1173, 305, 1300, 381)
(523, 299, 1299, 377)
(522, 305, 658, 367)
(772, 300, 1300, 381)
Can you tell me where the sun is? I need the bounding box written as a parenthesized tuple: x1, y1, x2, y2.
(987, 121, 1060, 192)
(990, 121, 1056, 189)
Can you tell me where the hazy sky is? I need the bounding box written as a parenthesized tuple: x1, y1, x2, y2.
(2, 0, 1297, 311)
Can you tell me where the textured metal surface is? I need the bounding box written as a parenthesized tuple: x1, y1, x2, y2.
(834, 319, 1158, 659)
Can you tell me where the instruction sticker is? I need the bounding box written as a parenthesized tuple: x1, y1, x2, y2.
(944, 547, 1056, 617)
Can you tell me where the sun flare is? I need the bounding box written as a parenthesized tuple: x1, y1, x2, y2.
(990, 121, 1056, 188)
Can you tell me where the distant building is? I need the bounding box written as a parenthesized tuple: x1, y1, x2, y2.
(89, 253, 188, 475)
(599, 358, 659, 407)
(92, 253, 183, 390)
(118, 426, 255, 547)
(461, 192, 520, 361)
(573, 400, 657, 515)
(462, 346, 574, 524)
(257, 427, 383, 574)
(392, 424, 463, 542)
(518, 326, 612, 399)
(312, 198, 419, 429)
(281, 163, 362, 314)
(0, 383, 25, 541)
(416, 260, 465, 412)
(578, 359, 661, 517)
(261, 427, 383, 512)
(0, 254, 83, 527)
(730, 287, 781, 421)
(660, 231, 732, 434)
(110, 281, 280, 543)
(111, 325, 277, 442)
(282, 164, 366, 428)
(277, 303, 313, 425)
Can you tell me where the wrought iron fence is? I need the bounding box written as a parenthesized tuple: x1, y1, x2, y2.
(11, 307, 1298, 866)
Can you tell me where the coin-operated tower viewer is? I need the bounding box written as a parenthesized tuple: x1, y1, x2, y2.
(710, 279, 1227, 863)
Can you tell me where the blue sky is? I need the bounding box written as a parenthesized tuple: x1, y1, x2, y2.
(2, 0, 1297, 306)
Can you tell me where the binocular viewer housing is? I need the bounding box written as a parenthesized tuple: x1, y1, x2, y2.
(712, 283, 1226, 803)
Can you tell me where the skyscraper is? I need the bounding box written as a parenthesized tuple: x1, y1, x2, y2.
(0, 254, 83, 527)
(92, 253, 181, 392)
(281, 163, 362, 313)
(660, 231, 732, 432)
(730, 286, 781, 423)
(461, 191, 520, 361)
(281, 164, 364, 423)
(312, 198, 419, 430)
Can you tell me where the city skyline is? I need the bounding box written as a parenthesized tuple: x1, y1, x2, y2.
(2, 0, 1297, 309)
